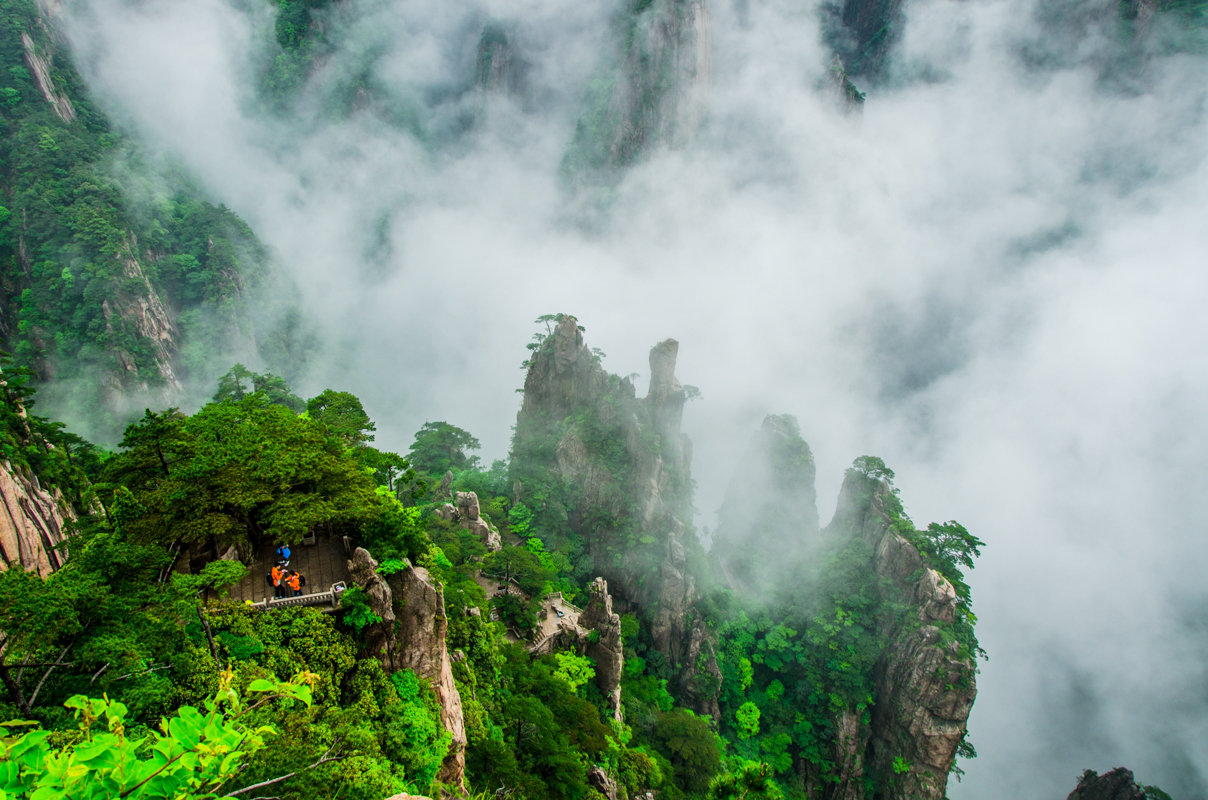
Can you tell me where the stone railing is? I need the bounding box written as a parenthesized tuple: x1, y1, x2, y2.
(249, 582, 347, 612)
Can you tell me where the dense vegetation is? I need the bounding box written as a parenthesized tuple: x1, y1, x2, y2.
(0, 365, 734, 800)
(0, 0, 305, 442)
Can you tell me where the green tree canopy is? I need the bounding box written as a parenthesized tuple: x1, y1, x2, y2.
(306, 389, 376, 448)
(407, 421, 481, 475)
(213, 363, 304, 411)
(707, 761, 785, 800)
(101, 395, 380, 550)
(651, 708, 722, 795)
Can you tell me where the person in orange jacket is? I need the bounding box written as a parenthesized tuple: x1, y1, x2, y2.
(285, 570, 303, 597)
(271, 563, 286, 598)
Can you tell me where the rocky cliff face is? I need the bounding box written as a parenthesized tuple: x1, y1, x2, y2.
(347, 547, 467, 788)
(712, 414, 819, 592)
(102, 236, 184, 399)
(0, 459, 77, 577)
(512, 315, 705, 678)
(578, 577, 625, 719)
(433, 491, 502, 551)
(475, 23, 528, 96)
(830, 0, 905, 78)
(711, 417, 976, 799)
(1066, 768, 1151, 800)
(823, 472, 976, 800)
(563, 0, 711, 177)
(21, 31, 75, 124)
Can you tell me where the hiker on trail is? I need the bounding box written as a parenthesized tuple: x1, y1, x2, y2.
(271, 563, 286, 598)
(286, 570, 304, 597)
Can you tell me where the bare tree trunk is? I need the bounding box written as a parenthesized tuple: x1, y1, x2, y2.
(0, 641, 34, 717)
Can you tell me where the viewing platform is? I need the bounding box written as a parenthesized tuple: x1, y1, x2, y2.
(209, 532, 353, 612)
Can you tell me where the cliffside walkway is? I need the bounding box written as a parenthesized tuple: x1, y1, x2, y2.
(528, 592, 584, 655)
(210, 532, 352, 611)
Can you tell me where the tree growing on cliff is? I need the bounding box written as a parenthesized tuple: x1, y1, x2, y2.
(408, 421, 481, 475)
(214, 364, 305, 411)
(101, 395, 379, 549)
(307, 389, 376, 448)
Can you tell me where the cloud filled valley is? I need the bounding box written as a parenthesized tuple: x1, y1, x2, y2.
(6, 0, 1208, 795)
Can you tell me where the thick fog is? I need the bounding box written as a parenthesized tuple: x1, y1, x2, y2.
(61, 0, 1208, 795)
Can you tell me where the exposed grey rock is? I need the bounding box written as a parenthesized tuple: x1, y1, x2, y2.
(346, 548, 467, 788)
(20, 31, 75, 123)
(467, 516, 502, 552)
(678, 616, 721, 719)
(475, 23, 528, 96)
(588, 765, 619, 800)
(830, 474, 977, 800)
(455, 491, 480, 521)
(436, 471, 453, 501)
(579, 577, 624, 720)
(564, 0, 711, 176)
(1067, 769, 1148, 800)
(0, 459, 77, 576)
(514, 316, 703, 702)
(446, 492, 501, 551)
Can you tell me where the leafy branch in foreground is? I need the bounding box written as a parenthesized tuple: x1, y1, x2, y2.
(0, 670, 315, 799)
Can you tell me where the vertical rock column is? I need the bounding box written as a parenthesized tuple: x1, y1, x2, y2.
(347, 548, 467, 788)
(578, 577, 625, 720)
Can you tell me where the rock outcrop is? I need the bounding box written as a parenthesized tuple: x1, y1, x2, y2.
(827, 472, 977, 800)
(712, 414, 819, 592)
(512, 316, 704, 677)
(101, 237, 183, 398)
(711, 416, 977, 798)
(0, 460, 76, 577)
(430, 492, 502, 551)
(435, 471, 453, 501)
(346, 548, 467, 788)
(828, 55, 865, 116)
(436, 491, 501, 551)
(831, 0, 905, 78)
(475, 23, 528, 96)
(562, 0, 711, 177)
(588, 765, 620, 800)
(21, 31, 75, 124)
(578, 577, 625, 720)
(1066, 768, 1149, 800)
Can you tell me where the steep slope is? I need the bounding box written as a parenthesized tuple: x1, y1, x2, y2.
(827, 0, 905, 79)
(562, 0, 712, 181)
(0, 0, 303, 438)
(510, 315, 708, 675)
(0, 458, 75, 576)
(347, 546, 468, 788)
(711, 414, 820, 592)
(825, 469, 977, 799)
(710, 419, 980, 799)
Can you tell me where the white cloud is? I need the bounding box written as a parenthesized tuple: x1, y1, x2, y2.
(63, 0, 1208, 793)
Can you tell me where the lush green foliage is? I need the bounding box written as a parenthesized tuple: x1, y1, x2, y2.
(214, 364, 304, 411)
(408, 420, 481, 477)
(0, 0, 299, 440)
(0, 673, 309, 800)
(100, 395, 381, 550)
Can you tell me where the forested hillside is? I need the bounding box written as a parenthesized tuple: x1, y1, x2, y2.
(0, 0, 1201, 796)
(0, 0, 306, 442)
(0, 317, 990, 800)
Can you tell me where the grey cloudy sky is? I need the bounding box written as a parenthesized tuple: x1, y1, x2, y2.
(62, 0, 1208, 794)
